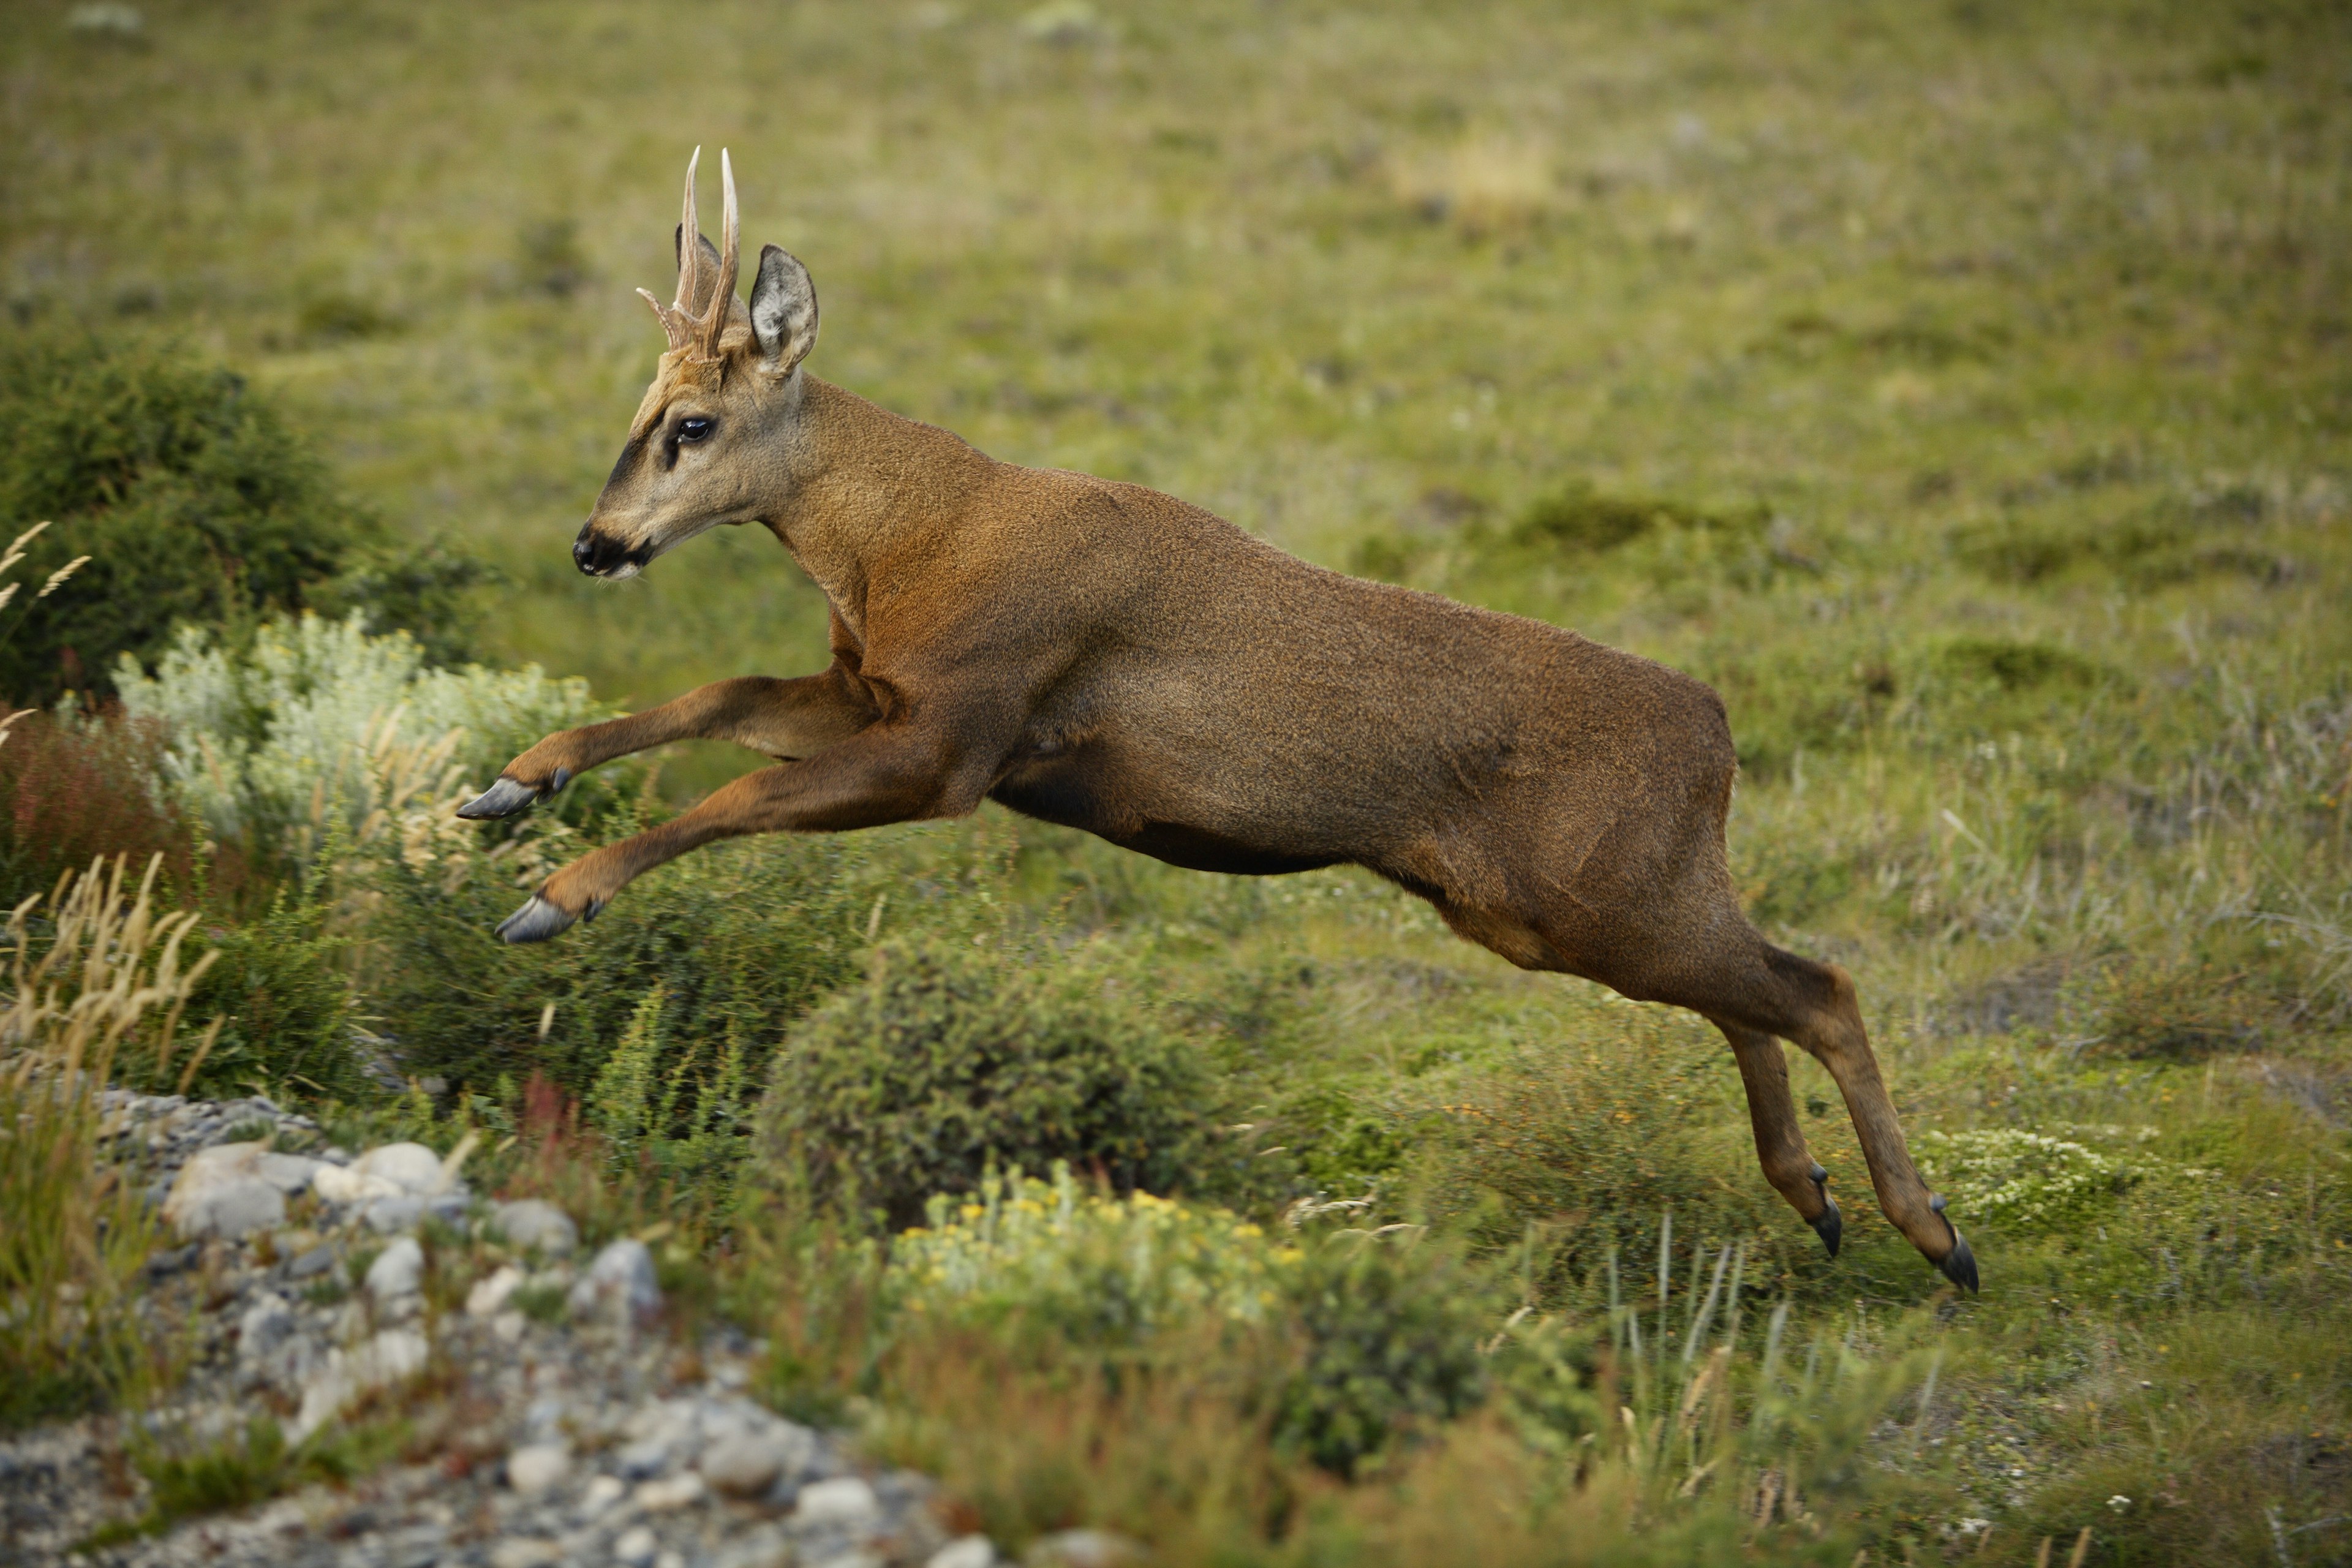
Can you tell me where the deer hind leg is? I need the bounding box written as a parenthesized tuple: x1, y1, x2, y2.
(1713, 1020, 1842, 1257)
(1747, 948, 1977, 1291)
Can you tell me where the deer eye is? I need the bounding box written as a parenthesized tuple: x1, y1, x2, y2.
(677, 417, 713, 442)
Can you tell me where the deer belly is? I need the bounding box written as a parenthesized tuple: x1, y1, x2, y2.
(988, 752, 1340, 876)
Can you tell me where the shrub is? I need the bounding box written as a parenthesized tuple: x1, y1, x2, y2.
(762, 933, 1218, 1230)
(891, 1166, 1301, 1349)
(115, 612, 616, 864)
(366, 826, 881, 1163)
(182, 879, 360, 1101)
(1912, 1125, 2192, 1235)
(0, 707, 190, 904)
(0, 328, 483, 704)
(1270, 1235, 1492, 1479)
(1417, 1022, 1801, 1305)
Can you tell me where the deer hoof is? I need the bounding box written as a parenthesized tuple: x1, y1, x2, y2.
(1936, 1226, 1980, 1292)
(1807, 1165, 1841, 1258)
(495, 895, 578, 944)
(458, 777, 541, 820)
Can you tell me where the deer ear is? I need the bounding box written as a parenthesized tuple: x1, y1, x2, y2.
(750, 244, 818, 375)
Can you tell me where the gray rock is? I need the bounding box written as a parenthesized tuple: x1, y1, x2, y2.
(143, 1242, 199, 1278)
(1024, 1530, 1147, 1568)
(700, 1431, 789, 1498)
(286, 1243, 339, 1280)
(930, 1539, 1000, 1568)
(237, 1294, 296, 1362)
(491, 1540, 564, 1568)
(795, 1476, 880, 1528)
(613, 1524, 660, 1568)
(715, 1525, 794, 1568)
(366, 1237, 424, 1301)
(366, 1194, 429, 1232)
(178, 1176, 285, 1240)
(493, 1198, 579, 1257)
(351, 1141, 448, 1195)
(570, 1238, 662, 1324)
(255, 1151, 324, 1193)
(506, 1442, 571, 1495)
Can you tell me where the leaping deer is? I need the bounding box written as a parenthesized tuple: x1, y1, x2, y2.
(459, 149, 1978, 1291)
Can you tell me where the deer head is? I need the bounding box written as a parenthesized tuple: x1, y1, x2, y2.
(573, 148, 821, 579)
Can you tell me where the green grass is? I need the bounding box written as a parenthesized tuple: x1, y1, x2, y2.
(6, 0, 2350, 1561)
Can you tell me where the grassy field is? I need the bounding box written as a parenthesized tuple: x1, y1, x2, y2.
(7, 0, 2352, 1561)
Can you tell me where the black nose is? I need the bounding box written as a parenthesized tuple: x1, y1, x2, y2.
(572, 528, 600, 576)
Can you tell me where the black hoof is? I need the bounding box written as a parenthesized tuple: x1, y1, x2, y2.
(1809, 1196, 1842, 1258)
(455, 767, 571, 821)
(1805, 1166, 1840, 1257)
(495, 895, 579, 944)
(1937, 1227, 1980, 1293)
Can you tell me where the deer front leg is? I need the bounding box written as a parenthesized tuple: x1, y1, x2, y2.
(456, 670, 879, 820)
(494, 718, 971, 943)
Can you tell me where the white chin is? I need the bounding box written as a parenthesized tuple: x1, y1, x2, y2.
(605, 562, 643, 581)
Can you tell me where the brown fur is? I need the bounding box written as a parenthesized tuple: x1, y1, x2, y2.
(464, 156, 1976, 1287)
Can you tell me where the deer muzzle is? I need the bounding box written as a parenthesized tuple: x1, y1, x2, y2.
(573, 523, 649, 579)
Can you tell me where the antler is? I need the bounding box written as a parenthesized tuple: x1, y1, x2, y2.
(638, 146, 742, 362)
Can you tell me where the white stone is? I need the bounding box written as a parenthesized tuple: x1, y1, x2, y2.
(794, 1476, 881, 1527)
(507, 1442, 571, 1495)
(699, 1431, 788, 1498)
(350, 1141, 449, 1195)
(570, 1238, 662, 1324)
(581, 1474, 627, 1514)
(366, 1237, 424, 1302)
(290, 1327, 429, 1442)
(364, 1195, 428, 1233)
(928, 1540, 998, 1568)
(254, 1151, 323, 1193)
(490, 1540, 563, 1568)
(635, 1471, 705, 1511)
(494, 1199, 579, 1257)
(494, 1309, 527, 1343)
(613, 1525, 659, 1568)
(164, 1145, 292, 1240)
(312, 1163, 405, 1204)
(469, 1264, 524, 1317)
(1023, 1530, 1147, 1568)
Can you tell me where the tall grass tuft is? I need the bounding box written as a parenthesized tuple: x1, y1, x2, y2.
(1, 854, 219, 1427)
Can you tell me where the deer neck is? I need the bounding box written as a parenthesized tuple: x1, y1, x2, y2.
(758, 375, 989, 643)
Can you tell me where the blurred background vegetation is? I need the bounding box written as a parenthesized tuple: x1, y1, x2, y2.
(2, 0, 2349, 1562)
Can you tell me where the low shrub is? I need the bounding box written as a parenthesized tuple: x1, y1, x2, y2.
(0, 707, 190, 903)
(365, 825, 883, 1162)
(891, 1166, 1301, 1350)
(1271, 1235, 1492, 1479)
(115, 612, 619, 864)
(0, 328, 483, 704)
(762, 933, 1219, 1230)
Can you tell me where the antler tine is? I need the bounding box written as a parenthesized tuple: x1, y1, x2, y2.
(676, 145, 704, 314)
(702, 148, 741, 359)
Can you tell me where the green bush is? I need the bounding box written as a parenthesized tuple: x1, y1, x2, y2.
(762, 934, 1218, 1230)
(1270, 1236, 1491, 1480)
(0, 328, 482, 704)
(183, 881, 361, 1101)
(890, 1165, 1301, 1349)
(364, 826, 879, 1155)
